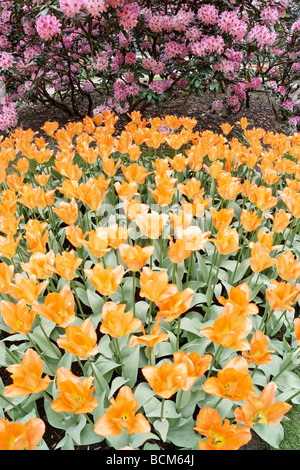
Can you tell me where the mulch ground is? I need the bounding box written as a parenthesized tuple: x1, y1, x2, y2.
(17, 91, 285, 139)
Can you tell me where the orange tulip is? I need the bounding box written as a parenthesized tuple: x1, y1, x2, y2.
(155, 287, 194, 322)
(34, 172, 51, 187)
(23, 219, 49, 254)
(57, 318, 98, 358)
(4, 348, 51, 397)
(210, 208, 234, 231)
(41, 121, 59, 136)
(9, 274, 48, 305)
(142, 361, 188, 399)
(31, 284, 76, 328)
(168, 236, 192, 264)
(100, 301, 142, 338)
(119, 244, 155, 272)
(84, 262, 124, 297)
(276, 251, 300, 281)
(169, 211, 193, 236)
(52, 250, 82, 281)
(265, 279, 300, 312)
(0, 299, 36, 334)
(249, 186, 277, 212)
(234, 382, 292, 427)
(210, 228, 239, 255)
(129, 317, 169, 353)
(51, 367, 98, 414)
(135, 211, 168, 239)
(294, 318, 300, 346)
(218, 283, 259, 316)
(177, 178, 202, 201)
(173, 351, 212, 391)
(123, 199, 149, 222)
(83, 227, 111, 259)
(194, 407, 252, 450)
(149, 182, 176, 207)
(220, 123, 234, 135)
(0, 262, 14, 294)
(0, 417, 45, 450)
(240, 209, 263, 232)
(242, 330, 274, 366)
(107, 223, 132, 249)
(176, 225, 211, 252)
(65, 224, 88, 248)
(139, 267, 176, 304)
(115, 181, 139, 202)
(122, 163, 151, 184)
(77, 178, 108, 212)
(203, 357, 256, 401)
(200, 303, 252, 351)
(217, 173, 242, 201)
(0, 232, 22, 259)
(94, 385, 151, 436)
(249, 244, 277, 273)
(271, 209, 291, 233)
(102, 156, 121, 177)
(52, 198, 78, 225)
(21, 251, 56, 280)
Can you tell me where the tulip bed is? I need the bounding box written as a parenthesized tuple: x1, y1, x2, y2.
(0, 112, 299, 451)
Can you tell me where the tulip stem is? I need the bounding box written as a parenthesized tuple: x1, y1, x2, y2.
(207, 344, 223, 378)
(231, 232, 248, 284)
(213, 397, 223, 408)
(36, 315, 61, 359)
(87, 357, 105, 393)
(0, 392, 24, 413)
(208, 254, 223, 307)
(176, 318, 181, 351)
(132, 272, 136, 317)
(71, 280, 86, 320)
(85, 413, 94, 425)
(114, 338, 127, 380)
(147, 301, 153, 334)
(185, 253, 193, 286)
(172, 263, 177, 284)
(160, 398, 165, 421)
(250, 365, 259, 378)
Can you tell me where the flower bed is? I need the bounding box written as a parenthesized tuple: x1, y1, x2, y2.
(0, 111, 299, 450)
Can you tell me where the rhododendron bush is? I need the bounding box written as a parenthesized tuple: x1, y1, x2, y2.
(0, 111, 299, 450)
(0, 0, 299, 133)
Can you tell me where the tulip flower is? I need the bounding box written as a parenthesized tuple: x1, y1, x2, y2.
(218, 283, 259, 316)
(265, 279, 300, 312)
(240, 209, 263, 233)
(142, 361, 188, 399)
(200, 303, 252, 351)
(168, 236, 192, 264)
(52, 198, 78, 225)
(23, 219, 49, 253)
(203, 357, 256, 402)
(119, 244, 154, 272)
(94, 386, 151, 436)
(100, 301, 142, 338)
(20, 251, 56, 279)
(0, 232, 22, 259)
(294, 318, 300, 346)
(32, 284, 76, 328)
(194, 407, 252, 450)
(84, 262, 124, 297)
(155, 287, 194, 322)
(173, 351, 212, 391)
(129, 317, 169, 353)
(53, 250, 83, 281)
(0, 417, 45, 450)
(139, 267, 176, 304)
(51, 367, 98, 414)
(65, 224, 88, 248)
(249, 244, 277, 273)
(210, 228, 239, 256)
(249, 186, 277, 212)
(270, 209, 291, 233)
(210, 208, 234, 231)
(0, 299, 36, 335)
(9, 274, 48, 305)
(276, 251, 300, 281)
(107, 224, 132, 250)
(0, 262, 14, 294)
(242, 330, 274, 366)
(4, 348, 51, 397)
(57, 318, 98, 358)
(135, 211, 168, 240)
(83, 227, 111, 259)
(234, 382, 292, 427)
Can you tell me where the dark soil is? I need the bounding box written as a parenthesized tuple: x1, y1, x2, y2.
(18, 91, 285, 139)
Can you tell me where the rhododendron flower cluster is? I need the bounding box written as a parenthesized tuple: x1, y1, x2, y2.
(0, 0, 299, 131)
